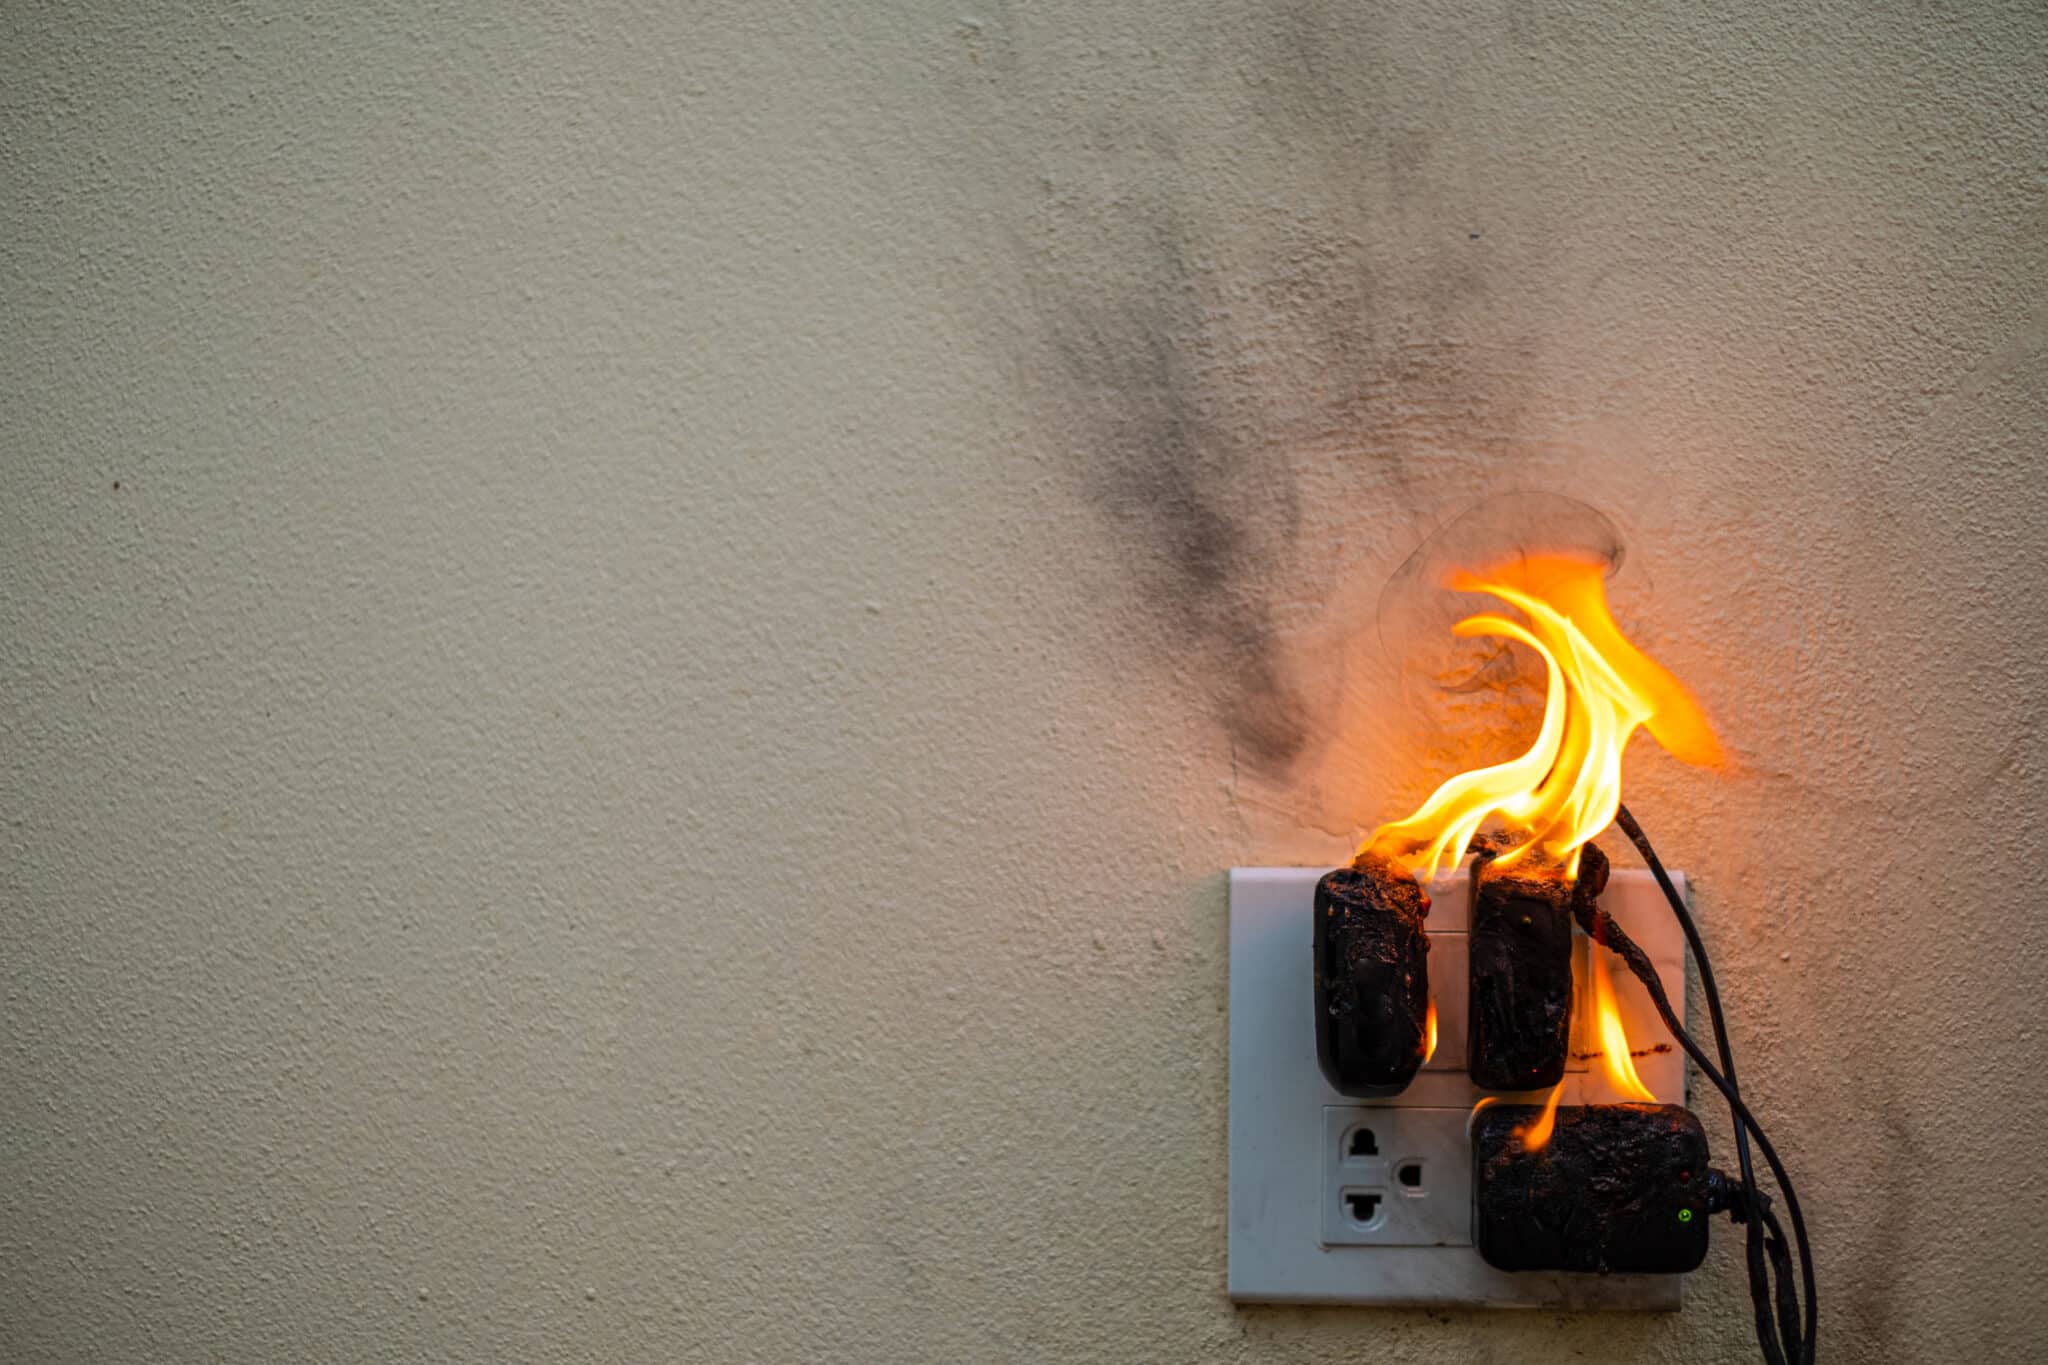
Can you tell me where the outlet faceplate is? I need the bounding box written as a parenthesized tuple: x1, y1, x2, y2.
(1226, 865, 1690, 1308)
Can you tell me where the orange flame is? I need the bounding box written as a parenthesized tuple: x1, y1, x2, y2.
(1592, 950, 1657, 1102)
(1517, 1082, 1567, 1153)
(1365, 554, 1721, 881)
(1423, 1000, 1439, 1065)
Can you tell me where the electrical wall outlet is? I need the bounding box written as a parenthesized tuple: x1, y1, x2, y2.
(1320, 1105, 1472, 1248)
(1226, 864, 1691, 1308)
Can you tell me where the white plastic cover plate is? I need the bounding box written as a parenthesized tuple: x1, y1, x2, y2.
(1226, 865, 1690, 1308)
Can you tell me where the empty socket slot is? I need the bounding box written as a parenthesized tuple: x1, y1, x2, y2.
(1396, 1161, 1423, 1190)
(1346, 1126, 1378, 1158)
(1344, 1190, 1385, 1227)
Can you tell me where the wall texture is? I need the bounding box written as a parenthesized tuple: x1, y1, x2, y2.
(5, 2, 2045, 1360)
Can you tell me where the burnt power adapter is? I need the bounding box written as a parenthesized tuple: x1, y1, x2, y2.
(1471, 1103, 1713, 1274)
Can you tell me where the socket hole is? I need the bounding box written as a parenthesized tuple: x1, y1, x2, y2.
(1345, 1192, 1383, 1225)
(1347, 1127, 1378, 1158)
(1397, 1161, 1423, 1189)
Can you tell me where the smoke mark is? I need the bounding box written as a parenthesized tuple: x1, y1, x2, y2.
(1030, 208, 1311, 768)
(919, 2, 1550, 779)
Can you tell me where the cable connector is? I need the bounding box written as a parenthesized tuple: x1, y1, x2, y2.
(1704, 1169, 1776, 1226)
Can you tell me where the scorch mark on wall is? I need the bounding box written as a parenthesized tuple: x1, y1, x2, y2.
(918, 1, 1578, 789)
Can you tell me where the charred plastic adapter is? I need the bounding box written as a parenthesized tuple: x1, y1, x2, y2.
(1313, 852, 1430, 1098)
(1471, 1102, 1711, 1274)
(1465, 845, 1604, 1091)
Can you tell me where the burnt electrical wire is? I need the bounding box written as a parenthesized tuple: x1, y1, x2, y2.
(1583, 804, 1817, 1365)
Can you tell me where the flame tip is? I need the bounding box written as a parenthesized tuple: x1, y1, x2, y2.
(1362, 553, 1718, 884)
(1517, 1081, 1567, 1153)
(1592, 948, 1658, 1103)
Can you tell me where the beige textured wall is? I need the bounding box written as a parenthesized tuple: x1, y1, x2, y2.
(5, 2, 2045, 1360)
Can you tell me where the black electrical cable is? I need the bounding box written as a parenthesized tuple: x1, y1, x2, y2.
(1615, 804, 1799, 1365)
(1618, 807, 1815, 1365)
(1705, 1173, 1805, 1361)
(1612, 809, 1776, 1361)
(1580, 909, 1812, 1361)
(1587, 807, 1816, 1364)
(1760, 1205, 1804, 1363)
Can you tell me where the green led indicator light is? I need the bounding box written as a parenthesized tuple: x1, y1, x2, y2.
(1677, 1208, 1694, 1224)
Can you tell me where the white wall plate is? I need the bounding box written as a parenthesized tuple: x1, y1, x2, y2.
(1227, 864, 1691, 1308)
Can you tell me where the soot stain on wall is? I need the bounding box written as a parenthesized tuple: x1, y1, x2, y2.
(933, 1, 1538, 778)
(1032, 205, 1316, 770)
